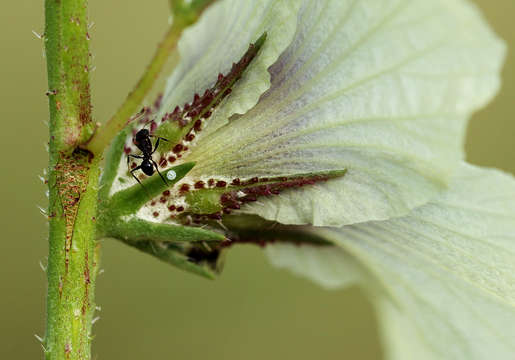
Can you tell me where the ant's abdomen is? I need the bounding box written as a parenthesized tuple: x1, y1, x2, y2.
(141, 160, 155, 176)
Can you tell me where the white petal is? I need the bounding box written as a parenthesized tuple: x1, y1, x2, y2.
(265, 243, 362, 289)
(188, 0, 505, 226)
(270, 163, 515, 359)
(159, 0, 302, 135)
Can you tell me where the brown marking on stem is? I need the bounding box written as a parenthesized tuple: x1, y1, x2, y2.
(54, 149, 92, 277)
(82, 250, 90, 316)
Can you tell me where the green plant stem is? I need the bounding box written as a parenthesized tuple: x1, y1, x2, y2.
(45, 0, 96, 153)
(45, 155, 100, 360)
(85, 0, 218, 156)
(85, 24, 183, 155)
(44, 0, 99, 359)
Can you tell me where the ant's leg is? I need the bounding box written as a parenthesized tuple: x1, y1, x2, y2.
(150, 158, 168, 186)
(127, 154, 144, 170)
(152, 137, 161, 155)
(128, 154, 144, 159)
(130, 165, 144, 187)
(150, 136, 169, 155)
(130, 166, 151, 197)
(149, 135, 169, 141)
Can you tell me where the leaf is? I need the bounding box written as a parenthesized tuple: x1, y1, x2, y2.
(158, 0, 302, 136)
(187, 0, 505, 226)
(267, 163, 515, 359)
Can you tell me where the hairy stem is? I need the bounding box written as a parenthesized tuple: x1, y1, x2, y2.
(44, 0, 99, 359)
(45, 0, 95, 152)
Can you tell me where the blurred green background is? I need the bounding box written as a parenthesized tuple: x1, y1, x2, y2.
(1, 1, 513, 359)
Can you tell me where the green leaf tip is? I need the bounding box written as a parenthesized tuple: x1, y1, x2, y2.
(134, 161, 194, 195)
(105, 162, 196, 217)
(254, 31, 267, 49)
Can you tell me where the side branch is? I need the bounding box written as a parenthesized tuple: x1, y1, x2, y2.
(85, 0, 219, 156)
(85, 24, 183, 155)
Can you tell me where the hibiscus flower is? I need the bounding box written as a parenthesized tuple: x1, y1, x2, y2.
(97, 1, 512, 359)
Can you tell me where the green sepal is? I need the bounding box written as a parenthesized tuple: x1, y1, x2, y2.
(102, 217, 225, 243)
(184, 169, 347, 215)
(121, 238, 226, 279)
(185, 188, 226, 214)
(98, 127, 129, 200)
(107, 162, 195, 217)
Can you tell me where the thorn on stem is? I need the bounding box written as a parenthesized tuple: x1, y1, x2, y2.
(37, 205, 47, 217)
(32, 30, 44, 39)
(39, 260, 47, 272)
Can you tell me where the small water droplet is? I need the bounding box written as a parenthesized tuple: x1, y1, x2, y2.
(166, 170, 177, 181)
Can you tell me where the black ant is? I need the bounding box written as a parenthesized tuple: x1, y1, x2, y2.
(127, 127, 169, 187)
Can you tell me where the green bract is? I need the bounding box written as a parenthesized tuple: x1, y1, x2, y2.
(100, 0, 513, 358)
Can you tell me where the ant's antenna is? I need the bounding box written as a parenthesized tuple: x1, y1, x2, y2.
(128, 107, 146, 123)
(128, 107, 159, 133)
(144, 118, 158, 134)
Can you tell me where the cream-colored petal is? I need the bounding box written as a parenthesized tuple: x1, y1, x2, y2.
(158, 0, 302, 136)
(188, 0, 505, 226)
(265, 243, 363, 289)
(269, 163, 515, 359)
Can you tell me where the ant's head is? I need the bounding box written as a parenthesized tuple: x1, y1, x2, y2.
(133, 128, 150, 147)
(141, 159, 155, 176)
(135, 128, 149, 141)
